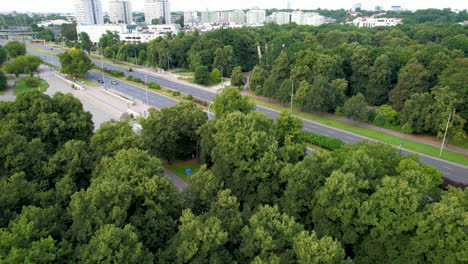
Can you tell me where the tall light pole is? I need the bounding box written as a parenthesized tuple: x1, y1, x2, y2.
(439, 109, 455, 156)
(145, 74, 149, 106)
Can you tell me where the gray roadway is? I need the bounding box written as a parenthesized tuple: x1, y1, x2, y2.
(4, 40, 467, 184)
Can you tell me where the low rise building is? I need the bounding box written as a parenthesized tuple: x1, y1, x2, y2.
(353, 16, 403, 28)
(291, 11, 327, 26)
(37, 19, 73, 27)
(77, 24, 128, 42)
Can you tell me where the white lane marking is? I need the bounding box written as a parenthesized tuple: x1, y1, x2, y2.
(442, 166, 454, 171)
(442, 171, 452, 175)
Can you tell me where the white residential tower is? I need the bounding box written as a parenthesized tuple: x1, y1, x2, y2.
(74, 0, 104, 25)
(109, 0, 133, 24)
(144, 0, 171, 24)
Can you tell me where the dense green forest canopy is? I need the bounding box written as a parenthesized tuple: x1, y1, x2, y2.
(0, 91, 466, 263)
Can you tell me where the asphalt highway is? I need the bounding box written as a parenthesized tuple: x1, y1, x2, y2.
(4, 40, 467, 184)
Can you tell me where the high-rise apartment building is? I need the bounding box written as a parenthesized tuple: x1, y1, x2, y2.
(291, 11, 325, 26)
(246, 10, 266, 25)
(145, 0, 171, 24)
(109, 0, 133, 24)
(184, 11, 199, 25)
(74, 0, 104, 25)
(229, 10, 245, 25)
(272, 12, 291, 25)
(201, 11, 217, 24)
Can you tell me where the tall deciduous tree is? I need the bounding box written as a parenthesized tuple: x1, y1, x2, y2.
(142, 102, 207, 163)
(213, 45, 236, 77)
(78, 32, 93, 52)
(249, 66, 265, 94)
(230, 66, 246, 88)
(366, 54, 392, 106)
(59, 50, 93, 77)
(194, 65, 210, 85)
(212, 87, 254, 117)
(343, 93, 369, 122)
(4, 41, 26, 58)
(350, 46, 371, 95)
(389, 58, 430, 111)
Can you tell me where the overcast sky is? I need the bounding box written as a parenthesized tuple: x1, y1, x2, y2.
(0, 0, 466, 13)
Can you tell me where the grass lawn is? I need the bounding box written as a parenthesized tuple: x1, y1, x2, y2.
(163, 159, 202, 182)
(250, 97, 468, 166)
(75, 77, 99, 87)
(14, 77, 49, 95)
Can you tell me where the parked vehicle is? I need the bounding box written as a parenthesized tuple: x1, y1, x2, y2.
(128, 68, 133, 72)
(97, 79, 104, 84)
(111, 80, 118, 85)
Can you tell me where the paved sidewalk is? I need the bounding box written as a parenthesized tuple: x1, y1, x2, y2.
(163, 168, 188, 192)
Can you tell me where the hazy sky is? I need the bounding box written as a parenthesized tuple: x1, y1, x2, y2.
(0, 0, 466, 13)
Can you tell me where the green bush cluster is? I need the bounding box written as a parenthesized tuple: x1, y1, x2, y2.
(25, 77, 40, 87)
(106, 69, 124, 77)
(126, 76, 142, 83)
(172, 91, 181, 96)
(148, 82, 161, 89)
(302, 132, 345, 151)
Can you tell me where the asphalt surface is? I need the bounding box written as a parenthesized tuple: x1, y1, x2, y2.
(4, 39, 467, 184)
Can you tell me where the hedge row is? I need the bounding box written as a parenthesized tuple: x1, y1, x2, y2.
(148, 82, 161, 89)
(126, 76, 142, 83)
(105, 69, 124, 77)
(302, 132, 345, 151)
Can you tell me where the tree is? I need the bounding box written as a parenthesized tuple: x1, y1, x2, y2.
(69, 148, 182, 251)
(211, 68, 221, 83)
(78, 32, 92, 52)
(5, 41, 26, 58)
(312, 54, 343, 81)
(213, 45, 236, 77)
(36, 29, 55, 42)
(61, 23, 77, 41)
(3, 55, 42, 75)
(194, 65, 210, 85)
(151, 18, 160, 25)
(303, 76, 346, 113)
(438, 58, 468, 121)
(273, 111, 304, 146)
(230, 66, 246, 88)
(0, 71, 6, 92)
(182, 166, 224, 214)
(212, 87, 254, 117)
(350, 46, 371, 95)
(389, 58, 430, 111)
(293, 231, 350, 264)
(343, 93, 369, 122)
(0, 46, 8, 65)
(141, 102, 207, 163)
(295, 80, 311, 110)
(77, 224, 153, 263)
(271, 52, 290, 81)
(366, 54, 392, 106)
(249, 66, 265, 93)
(410, 187, 467, 264)
(59, 49, 92, 77)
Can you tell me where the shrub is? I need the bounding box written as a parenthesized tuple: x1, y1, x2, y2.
(109, 70, 124, 77)
(302, 132, 345, 151)
(25, 78, 40, 87)
(376, 105, 400, 126)
(402, 123, 414, 134)
(185, 94, 193, 100)
(132, 77, 142, 83)
(172, 91, 181, 96)
(126, 76, 133, 81)
(374, 111, 387, 127)
(148, 82, 161, 89)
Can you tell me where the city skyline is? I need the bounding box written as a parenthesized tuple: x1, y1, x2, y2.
(0, 0, 466, 13)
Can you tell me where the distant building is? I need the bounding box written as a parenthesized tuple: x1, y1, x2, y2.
(144, 0, 171, 24)
(109, 0, 133, 24)
(121, 24, 180, 43)
(201, 11, 217, 24)
(171, 14, 181, 23)
(37, 19, 73, 27)
(77, 24, 128, 42)
(229, 10, 245, 25)
(216, 12, 230, 24)
(74, 0, 104, 25)
(391, 6, 402, 12)
(184, 11, 199, 26)
(272, 12, 291, 25)
(347, 11, 363, 16)
(353, 16, 403, 28)
(352, 3, 362, 11)
(246, 10, 266, 25)
(291, 11, 326, 26)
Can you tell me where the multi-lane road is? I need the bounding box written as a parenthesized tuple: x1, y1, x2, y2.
(3, 39, 467, 184)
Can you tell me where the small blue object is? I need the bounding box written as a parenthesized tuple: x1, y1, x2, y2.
(185, 169, 192, 175)
(400, 142, 404, 145)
